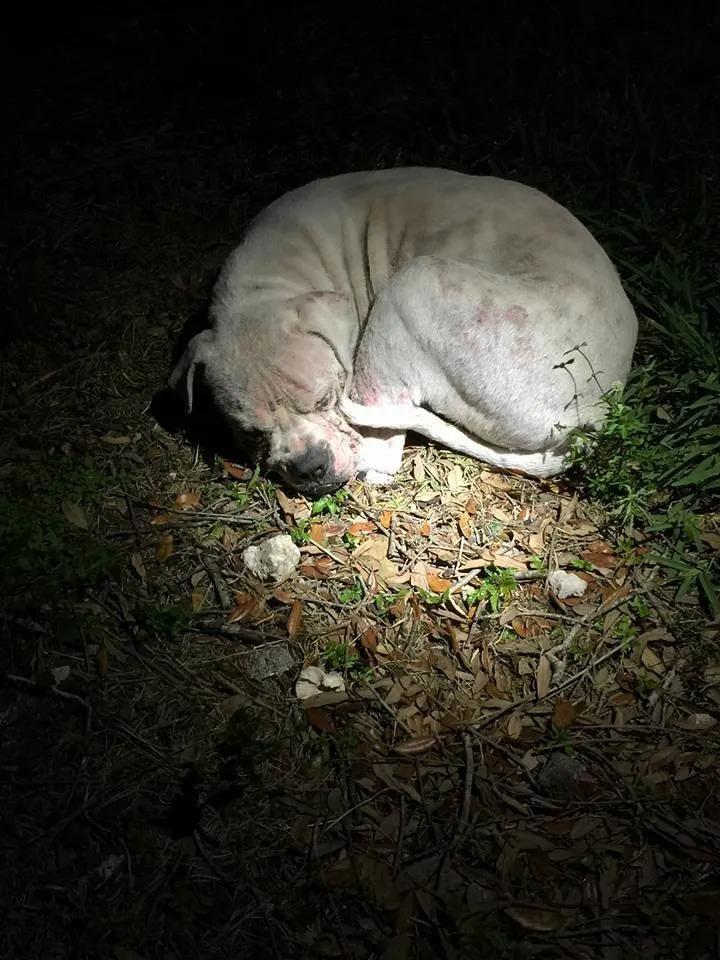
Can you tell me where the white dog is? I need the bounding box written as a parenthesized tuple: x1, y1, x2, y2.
(170, 168, 637, 495)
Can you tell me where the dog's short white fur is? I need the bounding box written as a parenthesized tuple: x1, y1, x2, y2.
(170, 168, 638, 495)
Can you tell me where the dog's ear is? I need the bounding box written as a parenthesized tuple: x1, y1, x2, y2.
(293, 292, 360, 377)
(168, 329, 216, 414)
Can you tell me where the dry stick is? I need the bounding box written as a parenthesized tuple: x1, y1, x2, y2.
(360, 680, 415, 736)
(392, 794, 407, 877)
(200, 554, 233, 610)
(544, 579, 653, 679)
(192, 619, 288, 645)
(458, 732, 474, 834)
(434, 731, 475, 890)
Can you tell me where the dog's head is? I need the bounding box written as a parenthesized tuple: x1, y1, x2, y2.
(169, 291, 361, 496)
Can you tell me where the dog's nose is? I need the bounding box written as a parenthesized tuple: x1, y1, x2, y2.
(290, 445, 330, 484)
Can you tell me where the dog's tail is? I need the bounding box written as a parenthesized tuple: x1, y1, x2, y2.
(340, 398, 566, 479)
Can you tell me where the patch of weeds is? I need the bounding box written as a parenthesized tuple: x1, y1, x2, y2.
(290, 518, 312, 544)
(374, 590, 405, 617)
(342, 530, 360, 549)
(137, 601, 193, 641)
(446, 905, 524, 960)
(529, 555, 547, 571)
(466, 568, 518, 613)
(610, 614, 639, 651)
(228, 485, 249, 508)
(631, 595, 652, 620)
(0, 454, 122, 608)
(459, 823, 494, 865)
(322, 642, 370, 681)
(311, 489, 348, 516)
(567, 311, 720, 613)
(331, 724, 360, 758)
(635, 671, 661, 697)
(496, 628, 515, 646)
(548, 727, 575, 754)
(569, 556, 594, 571)
(417, 586, 450, 606)
(337, 582, 363, 604)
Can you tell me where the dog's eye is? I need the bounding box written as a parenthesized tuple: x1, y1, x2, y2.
(317, 390, 336, 409)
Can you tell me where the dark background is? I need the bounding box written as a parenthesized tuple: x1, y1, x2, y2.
(3, 2, 718, 349)
(2, 4, 720, 959)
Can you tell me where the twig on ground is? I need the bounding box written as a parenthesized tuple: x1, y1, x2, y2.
(200, 555, 233, 609)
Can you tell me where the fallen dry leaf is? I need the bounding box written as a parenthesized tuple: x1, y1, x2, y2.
(676, 713, 717, 731)
(150, 512, 174, 525)
(287, 600, 303, 638)
(505, 904, 565, 932)
(552, 698, 578, 729)
(458, 512, 473, 539)
(420, 520, 431, 537)
(360, 625, 378, 651)
(393, 736, 437, 756)
(227, 593, 261, 623)
(130, 552, 146, 582)
(507, 712, 523, 739)
(309, 522, 326, 544)
(426, 572, 453, 593)
(305, 707, 336, 733)
(298, 556, 334, 579)
(480, 470, 514, 491)
(174, 491, 201, 511)
(379, 510, 394, 529)
(156, 533, 174, 562)
(536, 655, 552, 698)
(62, 499, 89, 530)
(465, 496, 478, 515)
(599, 583, 631, 612)
(222, 460, 251, 480)
(96, 644, 109, 677)
(346, 520, 376, 535)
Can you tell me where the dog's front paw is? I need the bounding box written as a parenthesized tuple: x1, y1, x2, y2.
(357, 469, 395, 486)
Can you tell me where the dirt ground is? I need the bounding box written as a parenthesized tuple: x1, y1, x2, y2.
(2, 6, 720, 959)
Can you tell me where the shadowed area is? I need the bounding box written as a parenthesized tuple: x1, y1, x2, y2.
(1, 4, 719, 958)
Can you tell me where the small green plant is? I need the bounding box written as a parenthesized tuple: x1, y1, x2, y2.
(529, 555, 547, 571)
(337, 582, 363, 604)
(373, 590, 403, 616)
(417, 587, 450, 606)
(446, 903, 523, 960)
(311, 490, 348, 516)
(631, 595, 652, 620)
(610, 614, 639, 650)
(568, 356, 720, 614)
(139, 602, 193, 640)
(635, 670, 660, 697)
(322, 642, 369, 680)
(466, 568, 518, 613)
(548, 728, 575, 754)
(569, 556, 593, 571)
(290, 518, 312, 543)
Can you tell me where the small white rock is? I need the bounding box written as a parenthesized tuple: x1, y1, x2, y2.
(295, 666, 346, 700)
(50, 665, 71, 685)
(549, 569, 588, 599)
(242, 534, 300, 582)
